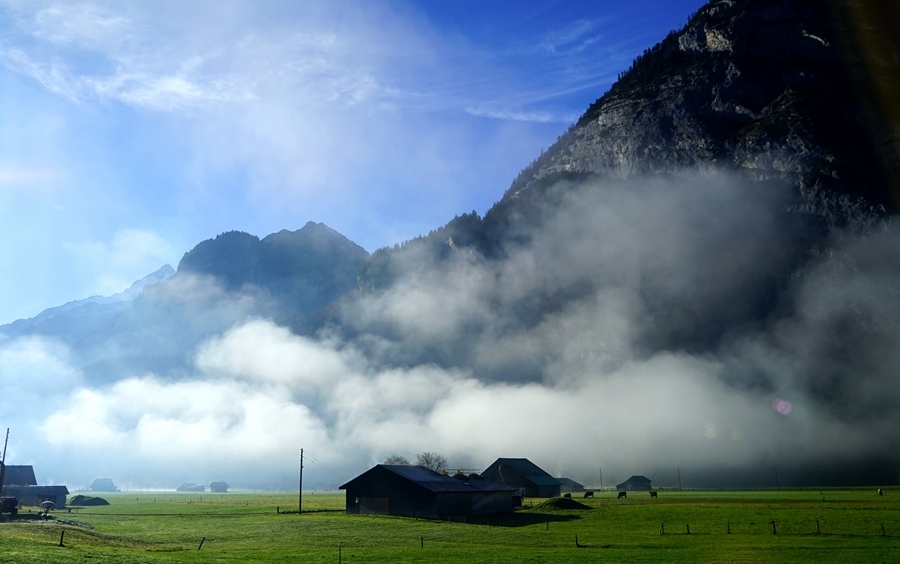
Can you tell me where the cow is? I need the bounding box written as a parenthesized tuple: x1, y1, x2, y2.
(563, 493, 572, 498)
(649, 491, 658, 498)
(617, 491, 627, 499)
(583, 491, 594, 499)
(878, 488, 883, 496)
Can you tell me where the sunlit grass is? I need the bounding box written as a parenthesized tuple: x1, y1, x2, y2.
(0, 489, 898, 562)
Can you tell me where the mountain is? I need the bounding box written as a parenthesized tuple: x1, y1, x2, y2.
(505, 0, 899, 226)
(0, 265, 175, 341)
(177, 221, 369, 316)
(1, 222, 368, 382)
(359, 0, 899, 288)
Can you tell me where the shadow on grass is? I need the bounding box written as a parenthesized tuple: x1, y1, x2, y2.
(442, 512, 582, 528)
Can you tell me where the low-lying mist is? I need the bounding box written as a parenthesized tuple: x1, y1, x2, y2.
(2, 172, 898, 490)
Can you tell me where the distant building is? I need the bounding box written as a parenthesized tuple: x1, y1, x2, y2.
(340, 465, 515, 519)
(176, 483, 205, 492)
(616, 475, 652, 491)
(209, 482, 229, 493)
(90, 478, 119, 492)
(557, 478, 585, 494)
(481, 458, 561, 498)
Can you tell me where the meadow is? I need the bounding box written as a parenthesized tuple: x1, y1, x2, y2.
(0, 489, 898, 562)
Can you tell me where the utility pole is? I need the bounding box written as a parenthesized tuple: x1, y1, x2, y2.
(599, 468, 603, 491)
(298, 448, 304, 514)
(677, 468, 682, 490)
(774, 466, 780, 490)
(0, 429, 8, 495)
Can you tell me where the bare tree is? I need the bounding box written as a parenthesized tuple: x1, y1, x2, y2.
(383, 455, 410, 465)
(416, 452, 447, 473)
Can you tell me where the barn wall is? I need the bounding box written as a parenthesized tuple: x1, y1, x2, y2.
(472, 491, 514, 514)
(537, 485, 561, 498)
(344, 469, 438, 518)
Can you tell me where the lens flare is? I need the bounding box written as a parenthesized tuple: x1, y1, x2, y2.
(771, 398, 792, 415)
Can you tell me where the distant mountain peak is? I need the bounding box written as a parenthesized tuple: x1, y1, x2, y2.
(0, 264, 175, 336)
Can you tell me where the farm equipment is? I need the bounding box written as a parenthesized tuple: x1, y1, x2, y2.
(0, 496, 17, 516)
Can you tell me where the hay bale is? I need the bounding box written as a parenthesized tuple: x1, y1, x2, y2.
(68, 495, 110, 506)
(533, 497, 591, 510)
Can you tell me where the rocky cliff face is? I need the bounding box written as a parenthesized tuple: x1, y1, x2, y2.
(503, 0, 899, 231)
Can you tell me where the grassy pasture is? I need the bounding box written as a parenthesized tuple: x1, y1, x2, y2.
(1, 489, 898, 562)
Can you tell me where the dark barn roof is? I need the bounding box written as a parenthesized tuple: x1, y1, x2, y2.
(342, 465, 514, 494)
(2, 465, 37, 486)
(557, 477, 585, 492)
(616, 475, 653, 491)
(481, 458, 561, 497)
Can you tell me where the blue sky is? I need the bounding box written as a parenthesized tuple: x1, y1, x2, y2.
(0, 0, 706, 323)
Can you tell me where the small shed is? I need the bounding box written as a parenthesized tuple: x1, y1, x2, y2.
(557, 478, 585, 494)
(481, 458, 561, 498)
(341, 465, 515, 519)
(616, 475, 652, 491)
(209, 482, 229, 493)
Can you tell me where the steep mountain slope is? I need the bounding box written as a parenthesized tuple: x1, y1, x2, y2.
(506, 0, 900, 219)
(360, 0, 899, 289)
(505, 0, 899, 226)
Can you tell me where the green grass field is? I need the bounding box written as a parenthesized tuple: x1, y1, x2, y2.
(1, 489, 898, 562)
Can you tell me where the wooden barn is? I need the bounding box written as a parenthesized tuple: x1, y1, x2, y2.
(209, 481, 229, 493)
(616, 475, 652, 491)
(340, 465, 515, 519)
(1, 464, 68, 508)
(557, 477, 585, 494)
(480, 458, 561, 498)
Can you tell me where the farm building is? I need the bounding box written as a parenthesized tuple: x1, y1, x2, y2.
(1, 465, 37, 486)
(557, 478, 585, 494)
(2, 485, 69, 508)
(177, 483, 205, 492)
(1, 464, 69, 508)
(210, 481, 229, 493)
(90, 478, 119, 492)
(340, 465, 515, 519)
(616, 475, 652, 491)
(481, 458, 561, 498)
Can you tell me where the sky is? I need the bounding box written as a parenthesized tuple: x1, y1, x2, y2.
(1, 1, 899, 491)
(0, 0, 707, 324)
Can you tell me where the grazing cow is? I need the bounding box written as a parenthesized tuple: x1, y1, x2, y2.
(649, 491, 658, 498)
(878, 488, 883, 496)
(583, 491, 594, 499)
(563, 493, 571, 498)
(617, 491, 627, 499)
